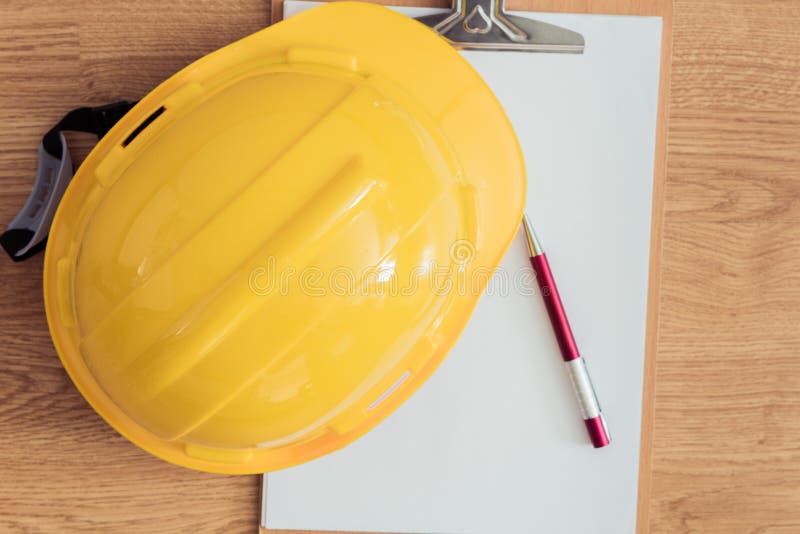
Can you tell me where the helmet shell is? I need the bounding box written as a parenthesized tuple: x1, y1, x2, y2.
(44, 1, 525, 473)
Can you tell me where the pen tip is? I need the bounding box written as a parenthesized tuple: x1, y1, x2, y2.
(522, 214, 543, 256)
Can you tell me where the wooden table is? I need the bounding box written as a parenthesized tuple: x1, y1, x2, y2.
(1, 1, 799, 532)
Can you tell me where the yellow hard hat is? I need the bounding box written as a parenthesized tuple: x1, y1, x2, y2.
(43, 1, 525, 473)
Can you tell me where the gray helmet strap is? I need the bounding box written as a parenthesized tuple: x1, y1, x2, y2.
(1, 101, 137, 261)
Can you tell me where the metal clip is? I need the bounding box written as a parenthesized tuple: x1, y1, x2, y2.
(416, 0, 584, 53)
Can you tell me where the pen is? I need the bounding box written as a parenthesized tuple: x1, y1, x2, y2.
(522, 214, 611, 448)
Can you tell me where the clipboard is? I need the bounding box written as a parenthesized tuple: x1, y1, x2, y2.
(262, 1, 672, 532)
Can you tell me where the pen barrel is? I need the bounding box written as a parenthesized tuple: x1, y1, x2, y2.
(530, 254, 580, 362)
(529, 251, 610, 448)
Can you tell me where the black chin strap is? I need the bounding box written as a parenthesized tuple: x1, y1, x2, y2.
(1, 101, 136, 261)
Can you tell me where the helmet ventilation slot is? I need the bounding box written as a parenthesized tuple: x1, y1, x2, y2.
(367, 370, 411, 411)
(122, 106, 166, 148)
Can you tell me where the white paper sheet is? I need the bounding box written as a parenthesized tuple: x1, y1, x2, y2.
(264, 4, 662, 533)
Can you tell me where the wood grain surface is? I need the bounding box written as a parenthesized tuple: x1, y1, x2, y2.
(1, 1, 798, 534)
(0, 2, 268, 533)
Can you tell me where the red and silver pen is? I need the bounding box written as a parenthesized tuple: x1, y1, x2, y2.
(522, 214, 611, 448)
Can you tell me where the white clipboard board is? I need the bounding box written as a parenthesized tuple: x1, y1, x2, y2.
(263, 3, 663, 532)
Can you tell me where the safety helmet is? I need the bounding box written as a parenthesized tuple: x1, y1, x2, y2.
(43, 1, 525, 473)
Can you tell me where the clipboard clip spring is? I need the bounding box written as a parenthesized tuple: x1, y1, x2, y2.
(415, 0, 585, 53)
